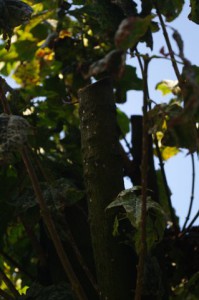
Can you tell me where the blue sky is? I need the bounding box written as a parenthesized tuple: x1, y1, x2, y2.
(119, 2, 199, 227)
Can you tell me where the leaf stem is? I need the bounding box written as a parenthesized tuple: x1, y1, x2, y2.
(182, 153, 195, 230)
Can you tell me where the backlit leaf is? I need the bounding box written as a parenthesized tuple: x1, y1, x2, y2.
(161, 146, 179, 160)
(156, 80, 180, 96)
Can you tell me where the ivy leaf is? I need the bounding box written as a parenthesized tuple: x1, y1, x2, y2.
(107, 188, 167, 252)
(115, 15, 153, 50)
(107, 187, 166, 228)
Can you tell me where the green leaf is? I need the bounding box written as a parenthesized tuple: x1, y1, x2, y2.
(115, 15, 153, 50)
(116, 108, 130, 136)
(115, 65, 143, 103)
(162, 120, 198, 152)
(156, 80, 180, 96)
(156, 0, 184, 22)
(189, 0, 199, 24)
(107, 187, 166, 228)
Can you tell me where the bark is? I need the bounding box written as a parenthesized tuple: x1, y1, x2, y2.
(79, 78, 132, 300)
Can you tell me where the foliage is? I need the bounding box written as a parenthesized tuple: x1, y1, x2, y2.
(0, 0, 198, 299)
(107, 187, 166, 252)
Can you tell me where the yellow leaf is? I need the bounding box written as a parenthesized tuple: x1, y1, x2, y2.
(161, 146, 179, 160)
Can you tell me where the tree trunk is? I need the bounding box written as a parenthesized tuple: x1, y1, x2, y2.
(79, 78, 132, 300)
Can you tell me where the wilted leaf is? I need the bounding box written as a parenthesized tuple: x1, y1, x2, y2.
(115, 15, 153, 50)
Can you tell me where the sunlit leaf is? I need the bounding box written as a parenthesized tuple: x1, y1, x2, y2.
(156, 80, 180, 96)
(13, 59, 40, 87)
(161, 146, 179, 160)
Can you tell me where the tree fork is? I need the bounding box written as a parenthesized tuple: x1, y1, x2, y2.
(79, 78, 132, 300)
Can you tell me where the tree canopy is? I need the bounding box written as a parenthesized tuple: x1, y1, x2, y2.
(0, 1, 199, 299)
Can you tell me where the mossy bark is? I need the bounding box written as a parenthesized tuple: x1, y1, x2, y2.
(79, 78, 132, 300)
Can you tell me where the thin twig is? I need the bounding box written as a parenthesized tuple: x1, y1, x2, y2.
(182, 153, 195, 230)
(136, 32, 179, 233)
(0, 267, 20, 298)
(134, 57, 150, 300)
(180, 209, 199, 238)
(135, 48, 144, 76)
(154, 1, 181, 82)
